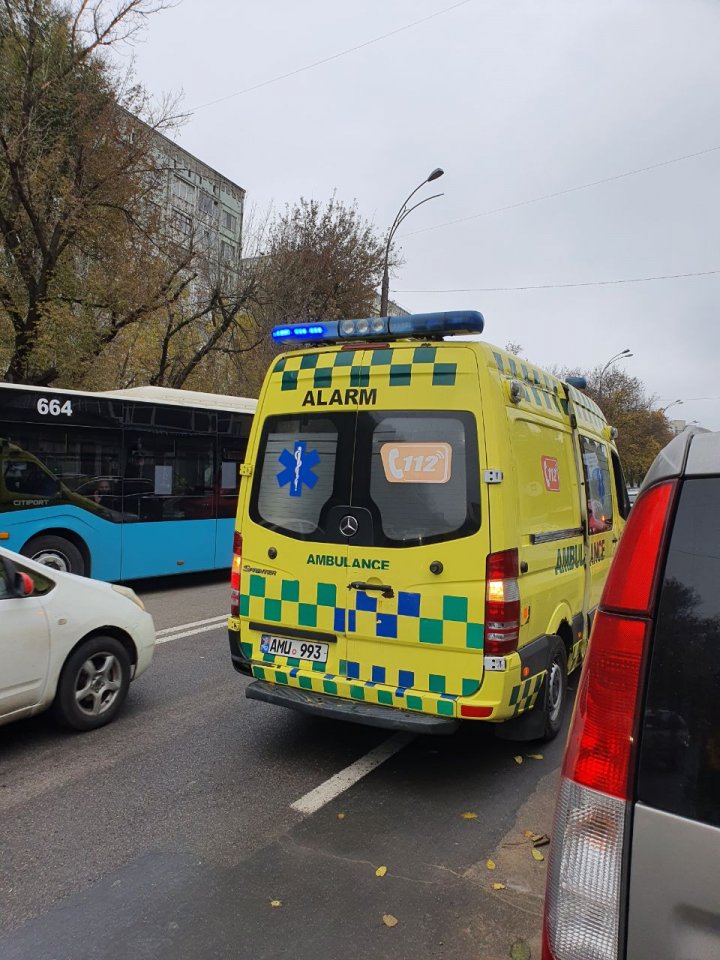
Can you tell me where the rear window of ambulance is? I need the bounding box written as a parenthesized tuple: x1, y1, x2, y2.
(251, 410, 480, 546)
(368, 413, 475, 542)
(254, 415, 341, 535)
(636, 477, 720, 828)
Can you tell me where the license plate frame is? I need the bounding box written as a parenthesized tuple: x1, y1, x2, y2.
(259, 633, 329, 663)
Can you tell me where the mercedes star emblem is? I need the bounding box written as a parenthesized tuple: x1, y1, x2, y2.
(339, 515, 359, 538)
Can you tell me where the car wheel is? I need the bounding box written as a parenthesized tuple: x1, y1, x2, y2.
(51, 635, 131, 732)
(23, 534, 85, 575)
(537, 636, 568, 742)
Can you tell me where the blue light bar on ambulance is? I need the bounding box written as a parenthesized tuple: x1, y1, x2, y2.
(271, 310, 484, 344)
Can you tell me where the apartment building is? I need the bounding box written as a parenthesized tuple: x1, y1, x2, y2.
(148, 124, 245, 271)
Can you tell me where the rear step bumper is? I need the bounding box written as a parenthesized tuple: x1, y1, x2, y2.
(246, 680, 459, 735)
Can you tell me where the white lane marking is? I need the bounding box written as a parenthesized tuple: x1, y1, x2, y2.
(290, 732, 414, 815)
(156, 621, 227, 645)
(156, 614, 227, 637)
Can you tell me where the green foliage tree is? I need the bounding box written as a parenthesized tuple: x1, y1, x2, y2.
(0, 0, 183, 385)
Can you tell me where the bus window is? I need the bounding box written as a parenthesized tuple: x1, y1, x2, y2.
(3, 459, 60, 499)
(124, 432, 214, 521)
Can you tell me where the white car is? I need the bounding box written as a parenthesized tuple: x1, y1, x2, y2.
(0, 545, 155, 731)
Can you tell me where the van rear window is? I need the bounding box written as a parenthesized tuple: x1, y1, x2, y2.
(636, 478, 720, 828)
(254, 416, 341, 536)
(250, 410, 480, 546)
(369, 415, 473, 542)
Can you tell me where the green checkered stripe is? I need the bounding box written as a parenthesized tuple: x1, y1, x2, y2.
(508, 671, 545, 717)
(567, 386, 606, 432)
(239, 573, 485, 701)
(492, 350, 568, 417)
(566, 638, 585, 674)
(250, 662, 461, 719)
(238, 575, 339, 654)
(271, 345, 457, 392)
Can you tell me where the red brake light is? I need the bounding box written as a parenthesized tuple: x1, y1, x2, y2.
(601, 480, 675, 616)
(484, 548, 520, 655)
(562, 612, 647, 800)
(562, 480, 676, 801)
(230, 532, 243, 617)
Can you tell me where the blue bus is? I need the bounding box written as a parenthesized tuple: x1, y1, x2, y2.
(0, 384, 255, 580)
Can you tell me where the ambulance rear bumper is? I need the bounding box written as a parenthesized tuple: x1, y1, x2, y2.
(246, 680, 460, 735)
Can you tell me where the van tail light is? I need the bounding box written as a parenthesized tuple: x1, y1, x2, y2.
(543, 480, 676, 960)
(230, 531, 243, 617)
(484, 548, 520, 655)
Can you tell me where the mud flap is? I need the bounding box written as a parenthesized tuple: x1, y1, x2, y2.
(493, 700, 547, 741)
(494, 634, 551, 742)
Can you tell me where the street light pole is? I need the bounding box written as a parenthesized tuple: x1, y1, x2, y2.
(598, 348, 633, 402)
(660, 400, 683, 415)
(380, 167, 444, 317)
(600, 348, 632, 379)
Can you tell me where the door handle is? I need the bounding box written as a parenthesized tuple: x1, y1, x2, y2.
(349, 581, 395, 599)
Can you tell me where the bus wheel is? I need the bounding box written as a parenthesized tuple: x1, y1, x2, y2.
(23, 535, 85, 576)
(537, 636, 568, 742)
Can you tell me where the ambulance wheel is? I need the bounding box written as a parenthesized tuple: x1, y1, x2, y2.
(538, 637, 568, 741)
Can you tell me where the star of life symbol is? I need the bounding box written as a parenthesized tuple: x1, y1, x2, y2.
(276, 441, 320, 497)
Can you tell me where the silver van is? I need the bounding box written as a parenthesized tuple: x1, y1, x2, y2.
(543, 428, 720, 960)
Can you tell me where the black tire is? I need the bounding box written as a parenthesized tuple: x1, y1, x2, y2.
(537, 636, 568, 742)
(51, 635, 131, 732)
(22, 534, 85, 575)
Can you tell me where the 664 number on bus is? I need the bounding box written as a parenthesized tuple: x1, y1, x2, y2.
(36, 398, 73, 417)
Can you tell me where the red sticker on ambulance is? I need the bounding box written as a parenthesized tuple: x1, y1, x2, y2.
(542, 456, 560, 491)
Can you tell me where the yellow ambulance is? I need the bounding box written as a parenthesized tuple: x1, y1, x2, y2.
(228, 311, 630, 740)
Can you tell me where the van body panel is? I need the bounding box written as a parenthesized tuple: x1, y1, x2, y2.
(235, 349, 359, 683)
(626, 804, 720, 960)
(341, 346, 490, 707)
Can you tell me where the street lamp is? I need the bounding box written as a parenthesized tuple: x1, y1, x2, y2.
(379, 167, 444, 317)
(660, 399, 683, 415)
(598, 349, 632, 401)
(600, 348, 633, 379)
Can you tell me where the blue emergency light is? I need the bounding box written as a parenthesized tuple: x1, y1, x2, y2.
(271, 310, 484, 344)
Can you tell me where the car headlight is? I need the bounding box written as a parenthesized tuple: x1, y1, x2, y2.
(111, 584, 145, 610)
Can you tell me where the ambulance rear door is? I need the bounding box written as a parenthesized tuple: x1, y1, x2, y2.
(339, 343, 490, 710)
(240, 349, 362, 680)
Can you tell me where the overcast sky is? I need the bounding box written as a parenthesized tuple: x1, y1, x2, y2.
(118, 0, 720, 428)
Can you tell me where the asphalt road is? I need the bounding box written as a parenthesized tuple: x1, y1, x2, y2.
(0, 571, 567, 960)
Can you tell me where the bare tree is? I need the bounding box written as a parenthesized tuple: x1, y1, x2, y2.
(263, 196, 393, 324)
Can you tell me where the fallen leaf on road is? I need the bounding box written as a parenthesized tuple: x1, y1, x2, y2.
(376, 866, 388, 877)
(382, 914, 398, 928)
(270, 900, 282, 907)
(486, 859, 496, 871)
(510, 940, 531, 960)
(526, 753, 544, 760)
(491, 882, 506, 890)
(336, 812, 346, 820)
(531, 847, 545, 862)
(461, 811, 478, 819)
(523, 830, 548, 844)
(514, 755, 524, 764)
